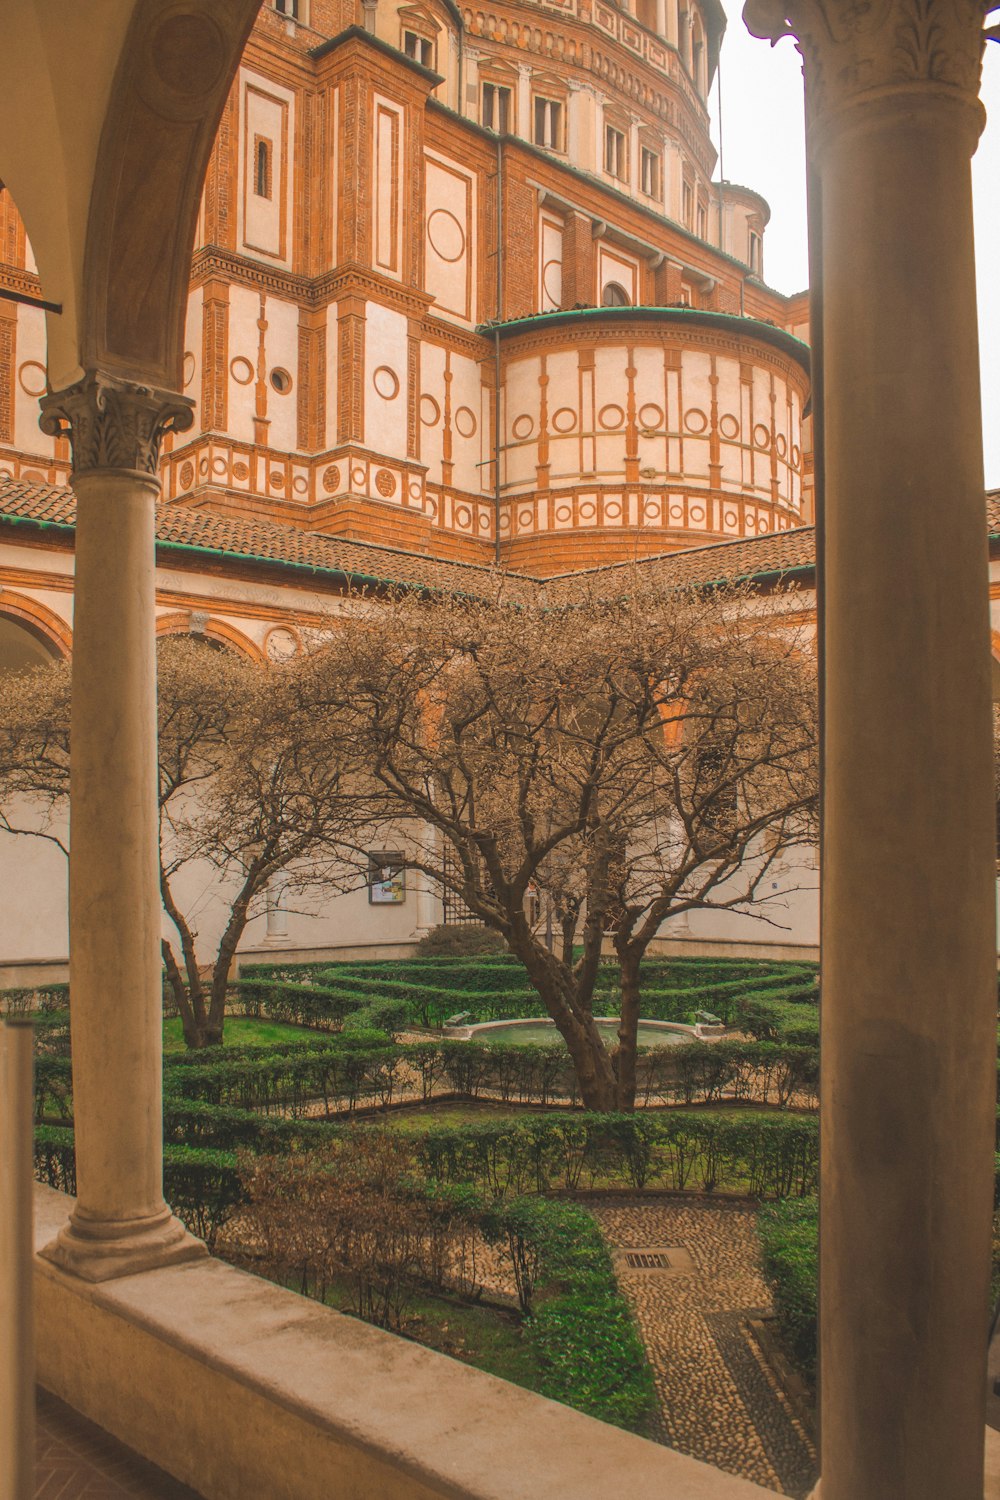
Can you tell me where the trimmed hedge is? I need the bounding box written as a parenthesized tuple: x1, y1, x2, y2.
(33, 1125, 242, 1250)
(757, 1197, 818, 1386)
(33, 1034, 819, 1122)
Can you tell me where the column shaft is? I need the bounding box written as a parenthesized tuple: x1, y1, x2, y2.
(37, 448, 203, 1279)
(820, 97, 995, 1500)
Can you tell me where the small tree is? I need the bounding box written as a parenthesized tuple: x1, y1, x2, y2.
(302, 577, 818, 1109)
(0, 639, 358, 1047)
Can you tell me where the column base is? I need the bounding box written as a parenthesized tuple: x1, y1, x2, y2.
(39, 1203, 207, 1282)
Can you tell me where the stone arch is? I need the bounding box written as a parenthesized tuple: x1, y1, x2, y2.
(155, 610, 264, 662)
(0, 590, 72, 661)
(0, 0, 262, 390)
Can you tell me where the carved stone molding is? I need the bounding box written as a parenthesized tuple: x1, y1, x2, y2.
(743, 0, 988, 140)
(39, 371, 194, 478)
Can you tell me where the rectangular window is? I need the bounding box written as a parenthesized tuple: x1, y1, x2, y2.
(254, 136, 272, 200)
(640, 146, 661, 199)
(696, 202, 707, 240)
(274, 0, 299, 15)
(682, 180, 694, 229)
(749, 230, 762, 276)
(604, 125, 626, 180)
(482, 82, 512, 133)
(403, 30, 434, 66)
(533, 96, 563, 150)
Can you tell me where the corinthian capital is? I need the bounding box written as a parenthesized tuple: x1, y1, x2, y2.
(39, 371, 194, 479)
(743, 0, 989, 140)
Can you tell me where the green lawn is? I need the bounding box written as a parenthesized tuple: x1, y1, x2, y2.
(162, 1016, 317, 1053)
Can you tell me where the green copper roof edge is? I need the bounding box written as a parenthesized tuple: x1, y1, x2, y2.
(477, 306, 811, 370)
(0, 510, 503, 600)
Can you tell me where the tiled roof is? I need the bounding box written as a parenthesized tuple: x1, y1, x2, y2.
(544, 524, 818, 599)
(0, 479, 534, 599)
(2, 478, 999, 600)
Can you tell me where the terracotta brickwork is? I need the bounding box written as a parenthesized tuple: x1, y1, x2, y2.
(0, 0, 813, 574)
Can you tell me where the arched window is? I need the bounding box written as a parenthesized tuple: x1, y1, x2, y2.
(602, 282, 631, 308)
(255, 138, 272, 200)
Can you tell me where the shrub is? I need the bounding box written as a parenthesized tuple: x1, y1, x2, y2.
(757, 1196, 819, 1385)
(415, 924, 507, 957)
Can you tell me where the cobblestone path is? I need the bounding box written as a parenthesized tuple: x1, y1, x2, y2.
(589, 1197, 818, 1498)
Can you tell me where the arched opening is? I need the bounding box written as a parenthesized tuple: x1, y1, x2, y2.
(601, 281, 631, 307)
(0, 612, 62, 672)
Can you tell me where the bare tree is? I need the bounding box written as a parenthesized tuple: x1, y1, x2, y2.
(302, 577, 818, 1110)
(0, 639, 358, 1047)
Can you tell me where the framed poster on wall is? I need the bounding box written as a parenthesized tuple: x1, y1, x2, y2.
(368, 849, 405, 904)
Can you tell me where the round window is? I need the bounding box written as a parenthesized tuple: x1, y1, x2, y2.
(270, 368, 293, 395)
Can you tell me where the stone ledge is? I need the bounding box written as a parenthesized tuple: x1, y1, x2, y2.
(34, 1184, 773, 1500)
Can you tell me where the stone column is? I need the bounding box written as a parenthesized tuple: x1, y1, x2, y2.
(744, 6, 995, 1498)
(38, 372, 206, 1281)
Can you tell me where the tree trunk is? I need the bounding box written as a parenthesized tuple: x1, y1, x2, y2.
(612, 943, 642, 1112)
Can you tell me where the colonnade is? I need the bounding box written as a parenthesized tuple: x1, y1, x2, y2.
(18, 1, 1000, 1495)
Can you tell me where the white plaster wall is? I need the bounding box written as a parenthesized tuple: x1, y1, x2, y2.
(419, 341, 446, 483)
(263, 296, 299, 452)
(364, 300, 408, 459)
(0, 823, 68, 963)
(447, 350, 485, 494)
(13, 304, 53, 459)
(227, 285, 262, 446)
(238, 67, 296, 270)
(183, 287, 203, 433)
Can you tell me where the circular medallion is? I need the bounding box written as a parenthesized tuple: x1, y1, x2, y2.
(556, 504, 572, 523)
(775, 433, 788, 458)
(182, 352, 196, 390)
(427, 208, 466, 263)
(791, 444, 802, 467)
(683, 408, 708, 434)
(455, 505, 472, 528)
(499, 514, 511, 534)
(426, 496, 438, 519)
(512, 414, 535, 441)
(753, 424, 771, 449)
(719, 413, 740, 439)
(420, 394, 441, 426)
(198, 458, 209, 476)
(579, 502, 596, 522)
(293, 476, 308, 495)
(605, 501, 621, 520)
(598, 404, 625, 431)
(409, 481, 423, 500)
(552, 407, 577, 434)
(375, 469, 396, 497)
(454, 406, 477, 439)
(670, 504, 683, 521)
(518, 508, 534, 528)
(542, 259, 562, 306)
(230, 357, 254, 386)
(638, 403, 663, 430)
(264, 627, 299, 663)
(322, 464, 341, 493)
(725, 510, 738, 526)
(269, 471, 285, 489)
(645, 499, 660, 519)
(690, 506, 704, 523)
(232, 461, 249, 481)
(270, 368, 292, 395)
(351, 467, 366, 486)
(179, 461, 195, 490)
(373, 366, 400, 400)
(211, 456, 227, 476)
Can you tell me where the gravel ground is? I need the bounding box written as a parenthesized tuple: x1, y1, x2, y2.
(588, 1196, 818, 1498)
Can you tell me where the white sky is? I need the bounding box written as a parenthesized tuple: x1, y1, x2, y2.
(712, 20, 1000, 487)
